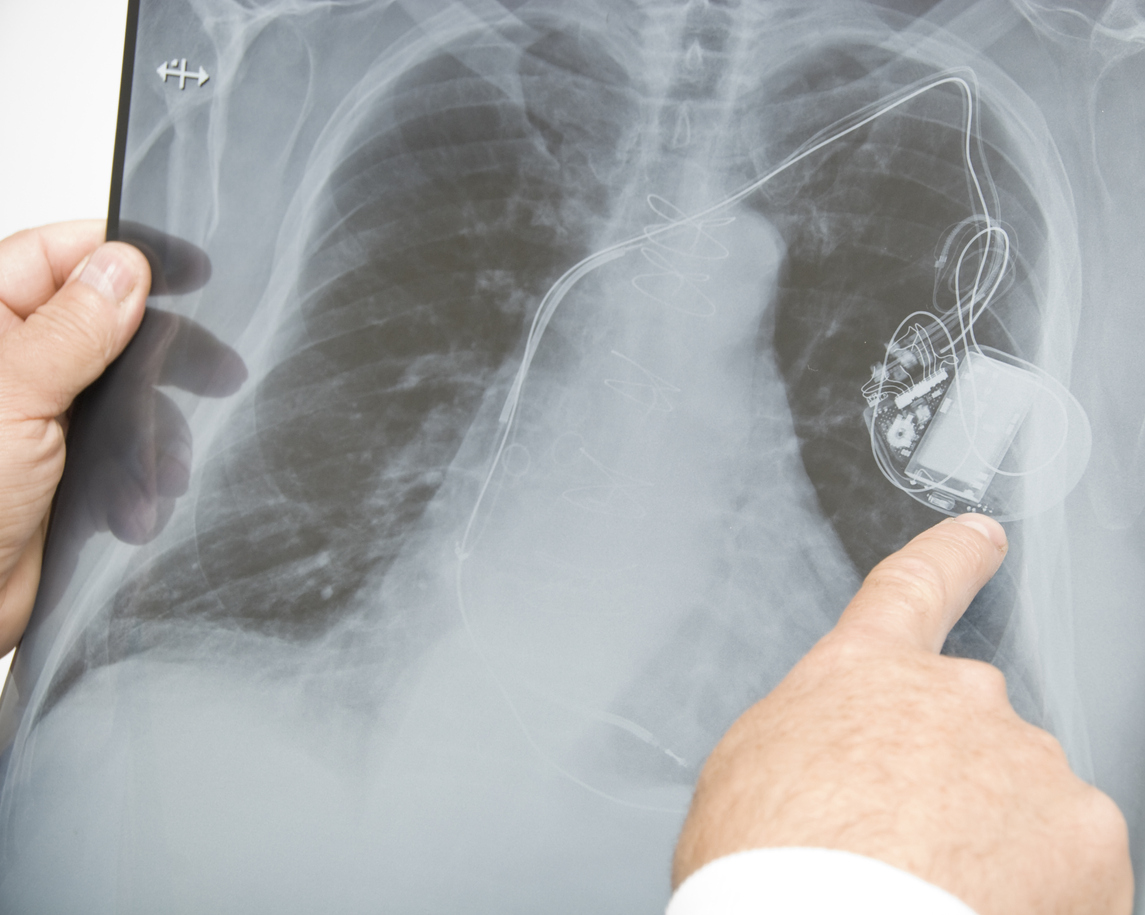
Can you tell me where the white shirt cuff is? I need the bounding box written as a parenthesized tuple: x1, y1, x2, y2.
(666, 847, 979, 915)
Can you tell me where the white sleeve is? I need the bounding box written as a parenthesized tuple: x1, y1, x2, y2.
(666, 847, 979, 915)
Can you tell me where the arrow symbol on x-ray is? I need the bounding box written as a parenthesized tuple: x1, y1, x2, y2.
(157, 59, 210, 90)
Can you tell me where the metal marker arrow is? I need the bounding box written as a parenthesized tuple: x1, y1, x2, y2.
(156, 59, 210, 90)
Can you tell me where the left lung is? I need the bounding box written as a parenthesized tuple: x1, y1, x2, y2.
(740, 45, 1048, 675)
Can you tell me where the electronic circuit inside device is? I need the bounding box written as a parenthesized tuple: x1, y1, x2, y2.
(865, 345, 1039, 515)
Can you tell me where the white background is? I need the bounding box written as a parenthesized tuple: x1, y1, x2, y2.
(0, 0, 129, 680)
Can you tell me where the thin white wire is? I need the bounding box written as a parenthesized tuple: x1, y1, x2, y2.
(469, 68, 994, 554)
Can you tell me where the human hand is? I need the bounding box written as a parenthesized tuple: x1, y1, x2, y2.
(672, 515, 1133, 915)
(0, 222, 248, 633)
(57, 306, 247, 548)
(0, 221, 150, 653)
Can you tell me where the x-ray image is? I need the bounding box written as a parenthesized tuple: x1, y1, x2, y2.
(2, 0, 1144, 911)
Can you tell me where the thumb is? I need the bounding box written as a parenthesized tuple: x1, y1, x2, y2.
(834, 514, 1009, 654)
(0, 242, 150, 420)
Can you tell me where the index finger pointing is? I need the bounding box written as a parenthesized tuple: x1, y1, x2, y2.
(834, 514, 1008, 654)
(0, 220, 107, 317)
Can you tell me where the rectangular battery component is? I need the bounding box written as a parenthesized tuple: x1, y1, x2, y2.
(905, 351, 1039, 502)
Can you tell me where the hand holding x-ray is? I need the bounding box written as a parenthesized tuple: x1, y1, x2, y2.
(60, 306, 247, 546)
(673, 515, 1133, 915)
(0, 221, 244, 652)
(0, 223, 150, 653)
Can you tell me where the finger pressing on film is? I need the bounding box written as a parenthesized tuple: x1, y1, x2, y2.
(834, 514, 1008, 654)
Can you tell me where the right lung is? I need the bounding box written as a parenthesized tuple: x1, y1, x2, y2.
(39, 16, 650, 711)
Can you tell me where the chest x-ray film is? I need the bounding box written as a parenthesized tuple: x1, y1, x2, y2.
(3, 0, 1145, 911)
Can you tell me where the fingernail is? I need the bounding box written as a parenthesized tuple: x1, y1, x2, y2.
(78, 244, 136, 304)
(953, 513, 1008, 551)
